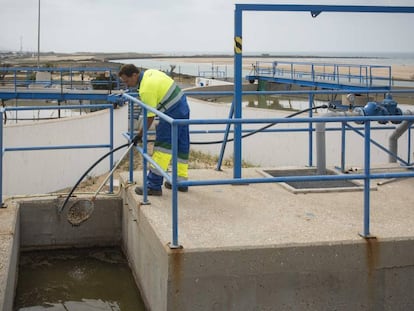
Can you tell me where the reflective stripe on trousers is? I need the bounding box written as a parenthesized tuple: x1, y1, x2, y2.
(147, 96, 190, 190)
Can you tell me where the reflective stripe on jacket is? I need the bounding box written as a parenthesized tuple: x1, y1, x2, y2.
(138, 69, 183, 116)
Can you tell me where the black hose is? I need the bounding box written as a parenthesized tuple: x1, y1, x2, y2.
(59, 104, 326, 212)
(58, 142, 130, 213)
(190, 104, 328, 145)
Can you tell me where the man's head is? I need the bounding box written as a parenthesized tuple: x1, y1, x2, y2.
(118, 64, 140, 88)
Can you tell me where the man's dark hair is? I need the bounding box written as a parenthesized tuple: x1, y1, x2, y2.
(118, 64, 140, 77)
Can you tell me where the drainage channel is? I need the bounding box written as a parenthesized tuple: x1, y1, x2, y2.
(260, 168, 364, 193)
(13, 247, 145, 311)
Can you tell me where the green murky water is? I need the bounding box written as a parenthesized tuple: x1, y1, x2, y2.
(14, 247, 146, 311)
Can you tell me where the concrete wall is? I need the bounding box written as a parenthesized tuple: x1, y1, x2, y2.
(0, 202, 19, 311)
(164, 239, 414, 311)
(121, 188, 169, 311)
(18, 196, 122, 249)
(3, 105, 128, 196)
(118, 181, 414, 311)
(0, 197, 122, 311)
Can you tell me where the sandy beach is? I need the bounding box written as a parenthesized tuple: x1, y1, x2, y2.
(150, 56, 414, 81)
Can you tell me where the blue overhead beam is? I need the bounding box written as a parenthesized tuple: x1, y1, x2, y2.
(233, 4, 414, 180)
(235, 4, 414, 14)
(0, 91, 110, 101)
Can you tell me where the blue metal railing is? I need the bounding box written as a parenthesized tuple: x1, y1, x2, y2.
(1, 4, 414, 249)
(122, 90, 414, 248)
(0, 67, 123, 91)
(0, 103, 115, 204)
(0, 85, 413, 247)
(247, 61, 392, 90)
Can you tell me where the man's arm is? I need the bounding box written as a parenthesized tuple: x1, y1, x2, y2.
(137, 116, 155, 139)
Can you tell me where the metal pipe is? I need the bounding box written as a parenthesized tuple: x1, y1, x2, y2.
(316, 110, 360, 174)
(315, 122, 326, 175)
(389, 110, 414, 163)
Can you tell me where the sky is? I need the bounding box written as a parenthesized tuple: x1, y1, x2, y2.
(1, 0, 414, 55)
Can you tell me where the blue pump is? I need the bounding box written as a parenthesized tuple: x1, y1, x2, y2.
(354, 93, 402, 124)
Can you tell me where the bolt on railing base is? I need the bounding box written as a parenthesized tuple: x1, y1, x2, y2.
(358, 233, 377, 239)
(168, 242, 183, 250)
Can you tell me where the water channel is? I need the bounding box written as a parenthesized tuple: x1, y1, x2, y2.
(14, 247, 145, 311)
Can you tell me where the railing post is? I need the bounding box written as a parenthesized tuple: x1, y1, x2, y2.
(14, 70, 17, 92)
(169, 122, 181, 249)
(369, 67, 373, 88)
(109, 105, 114, 193)
(340, 122, 346, 172)
(311, 64, 315, 82)
(361, 121, 373, 238)
(142, 107, 149, 204)
(233, 5, 243, 179)
(308, 93, 314, 167)
(129, 99, 135, 183)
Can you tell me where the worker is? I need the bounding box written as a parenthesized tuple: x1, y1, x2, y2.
(118, 64, 190, 196)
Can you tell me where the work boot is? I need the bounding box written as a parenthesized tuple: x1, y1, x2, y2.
(135, 186, 162, 196)
(164, 181, 188, 192)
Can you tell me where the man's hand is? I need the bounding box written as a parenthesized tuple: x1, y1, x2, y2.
(132, 134, 142, 145)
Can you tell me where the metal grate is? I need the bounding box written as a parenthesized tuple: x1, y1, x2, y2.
(262, 168, 364, 193)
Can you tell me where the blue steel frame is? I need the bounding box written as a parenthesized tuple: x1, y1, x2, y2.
(233, 4, 414, 239)
(0, 5, 413, 245)
(0, 87, 412, 246)
(124, 90, 414, 247)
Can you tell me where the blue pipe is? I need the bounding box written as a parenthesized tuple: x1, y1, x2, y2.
(217, 100, 235, 171)
(234, 5, 243, 179)
(171, 123, 179, 248)
(340, 122, 346, 172)
(170, 171, 414, 188)
(129, 100, 134, 183)
(4, 104, 113, 111)
(308, 94, 314, 167)
(363, 122, 371, 237)
(4, 144, 111, 152)
(142, 107, 149, 204)
(109, 106, 114, 193)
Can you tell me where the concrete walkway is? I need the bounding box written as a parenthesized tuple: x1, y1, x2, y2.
(123, 167, 414, 249)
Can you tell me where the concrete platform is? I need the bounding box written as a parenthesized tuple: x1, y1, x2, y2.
(120, 167, 414, 311)
(2, 167, 414, 310)
(122, 167, 414, 248)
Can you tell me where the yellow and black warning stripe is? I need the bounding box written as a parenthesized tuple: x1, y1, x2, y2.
(234, 36, 242, 54)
